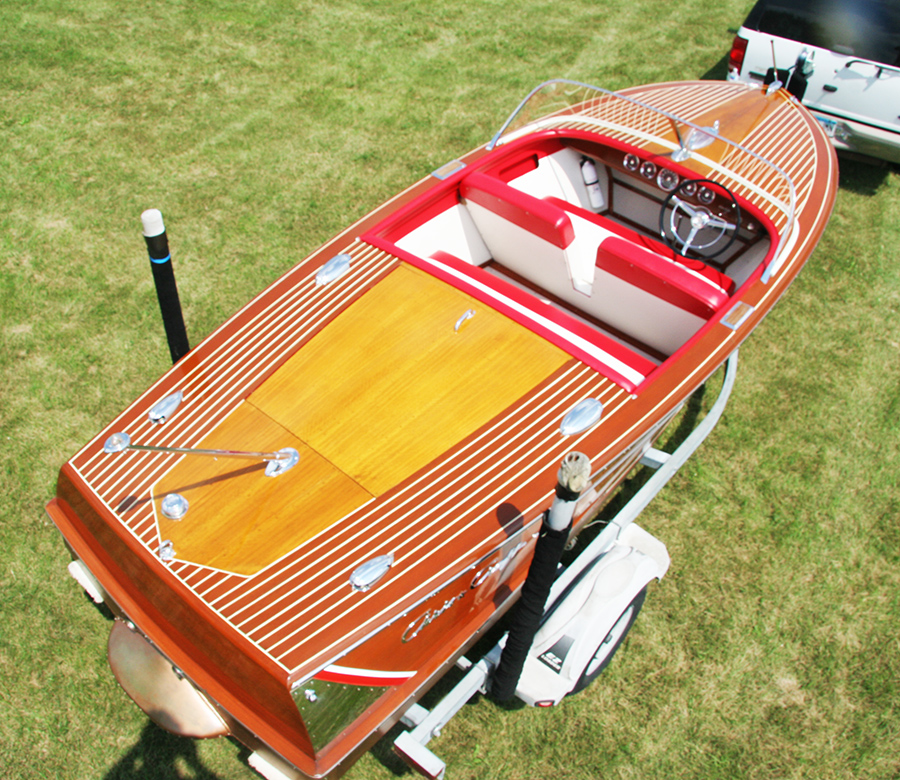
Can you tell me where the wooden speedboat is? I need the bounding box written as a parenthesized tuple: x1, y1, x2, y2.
(47, 79, 837, 779)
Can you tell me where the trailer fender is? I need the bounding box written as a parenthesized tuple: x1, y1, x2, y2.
(515, 523, 668, 705)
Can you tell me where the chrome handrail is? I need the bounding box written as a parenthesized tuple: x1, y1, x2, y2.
(844, 58, 900, 78)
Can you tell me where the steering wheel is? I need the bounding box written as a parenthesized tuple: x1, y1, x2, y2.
(659, 179, 741, 259)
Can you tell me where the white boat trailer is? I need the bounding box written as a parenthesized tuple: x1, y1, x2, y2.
(394, 352, 739, 779)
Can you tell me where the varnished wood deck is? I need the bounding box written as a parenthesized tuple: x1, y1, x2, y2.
(154, 264, 569, 574)
(250, 264, 569, 495)
(153, 403, 374, 575)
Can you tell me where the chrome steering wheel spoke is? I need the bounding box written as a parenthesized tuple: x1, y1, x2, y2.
(659, 178, 742, 259)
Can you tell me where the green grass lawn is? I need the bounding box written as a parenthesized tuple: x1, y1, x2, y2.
(2, 1, 899, 778)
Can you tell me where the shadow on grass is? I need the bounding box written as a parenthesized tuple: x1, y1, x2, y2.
(702, 53, 731, 81)
(104, 722, 224, 780)
(836, 152, 896, 196)
(368, 721, 417, 778)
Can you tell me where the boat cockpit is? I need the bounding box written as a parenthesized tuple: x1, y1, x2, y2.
(365, 135, 772, 390)
(363, 82, 793, 391)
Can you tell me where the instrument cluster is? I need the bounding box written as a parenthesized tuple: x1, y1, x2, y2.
(622, 152, 717, 205)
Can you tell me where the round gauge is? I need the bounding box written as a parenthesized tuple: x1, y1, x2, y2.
(681, 181, 698, 197)
(640, 161, 657, 179)
(698, 186, 716, 204)
(656, 168, 679, 191)
(623, 153, 640, 172)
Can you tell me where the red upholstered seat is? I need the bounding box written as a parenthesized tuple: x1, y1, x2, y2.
(460, 172, 575, 249)
(595, 237, 731, 320)
(543, 196, 734, 296)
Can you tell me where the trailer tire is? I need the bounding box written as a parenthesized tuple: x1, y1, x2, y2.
(569, 588, 646, 695)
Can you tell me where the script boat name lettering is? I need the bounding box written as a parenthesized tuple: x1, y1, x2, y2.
(401, 590, 467, 643)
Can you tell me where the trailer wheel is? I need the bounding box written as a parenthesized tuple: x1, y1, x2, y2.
(569, 588, 646, 695)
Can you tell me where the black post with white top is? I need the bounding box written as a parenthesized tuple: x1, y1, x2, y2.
(142, 209, 190, 364)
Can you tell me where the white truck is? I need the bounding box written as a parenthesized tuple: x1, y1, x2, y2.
(727, 0, 900, 164)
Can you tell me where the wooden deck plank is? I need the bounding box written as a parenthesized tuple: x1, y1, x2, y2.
(153, 403, 373, 575)
(250, 264, 569, 495)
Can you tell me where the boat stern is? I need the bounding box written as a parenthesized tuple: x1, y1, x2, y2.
(45, 475, 326, 779)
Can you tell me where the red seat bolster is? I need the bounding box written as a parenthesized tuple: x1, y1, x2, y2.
(597, 237, 730, 319)
(460, 172, 575, 249)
